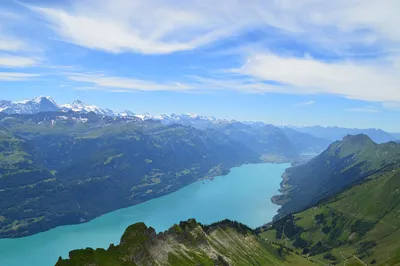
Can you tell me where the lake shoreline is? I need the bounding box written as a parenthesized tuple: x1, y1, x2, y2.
(0, 162, 290, 266)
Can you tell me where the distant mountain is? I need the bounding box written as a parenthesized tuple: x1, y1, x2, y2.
(0, 96, 332, 156)
(0, 96, 59, 114)
(280, 127, 331, 154)
(56, 219, 315, 266)
(286, 125, 396, 144)
(212, 122, 299, 159)
(0, 97, 226, 125)
(60, 100, 117, 116)
(0, 111, 259, 238)
(273, 134, 400, 217)
(0, 96, 118, 117)
(159, 113, 225, 128)
(1, 97, 394, 148)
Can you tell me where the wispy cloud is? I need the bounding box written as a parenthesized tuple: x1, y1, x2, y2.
(0, 37, 29, 52)
(235, 53, 400, 105)
(0, 55, 39, 68)
(0, 72, 40, 81)
(1, 0, 398, 113)
(295, 100, 315, 107)
(68, 73, 193, 91)
(28, 0, 400, 55)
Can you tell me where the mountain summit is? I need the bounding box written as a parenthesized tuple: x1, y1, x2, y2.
(60, 100, 117, 116)
(0, 96, 59, 114)
(273, 134, 400, 217)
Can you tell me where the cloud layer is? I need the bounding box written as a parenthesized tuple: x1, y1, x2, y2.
(30, 0, 400, 54)
(0, 55, 39, 68)
(0, 0, 398, 110)
(236, 53, 400, 104)
(0, 72, 40, 81)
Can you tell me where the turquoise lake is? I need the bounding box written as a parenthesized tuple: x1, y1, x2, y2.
(0, 163, 289, 266)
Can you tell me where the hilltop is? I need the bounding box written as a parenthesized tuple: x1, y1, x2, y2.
(56, 219, 315, 266)
(272, 134, 400, 217)
(260, 135, 400, 265)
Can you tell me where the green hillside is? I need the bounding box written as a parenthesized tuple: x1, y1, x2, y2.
(56, 219, 316, 266)
(0, 112, 260, 238)
(273, 134, 400, 217)
(260, 136, 400, 265)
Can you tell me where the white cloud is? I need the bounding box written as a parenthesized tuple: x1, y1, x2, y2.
(236, 53, 400, 104)
(29, 0, 400, 54)
(0, 72, 40, 81)
(68, 73, 193, 91)
(0, 55, 39, 68)
(30, 1, 246, 54)
(12, 0, 398, 109)
(0, 38, 28, 52)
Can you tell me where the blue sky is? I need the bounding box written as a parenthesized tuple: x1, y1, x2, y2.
(1, 0, 400, 131)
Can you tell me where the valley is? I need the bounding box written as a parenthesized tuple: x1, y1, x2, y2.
(0, 99, 334, 239)
(1, 98, 400, 266)
(0, 163, 289, 266)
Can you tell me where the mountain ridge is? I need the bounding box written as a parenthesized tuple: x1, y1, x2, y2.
(1, 97, 396, 145)
(284, 125, 396, 144)
(55, 218, 315, 266)
(272, 134, 400, 218)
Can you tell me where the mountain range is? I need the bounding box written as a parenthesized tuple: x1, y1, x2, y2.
(285, 125, 396, 144)
(1, 97, 398, 144)
(0, 96, 222, 125)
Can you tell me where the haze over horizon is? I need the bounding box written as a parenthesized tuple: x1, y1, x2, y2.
(1, 0, 400, 131)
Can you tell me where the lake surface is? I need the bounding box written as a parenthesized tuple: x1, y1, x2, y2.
(0, 163, 289, 266)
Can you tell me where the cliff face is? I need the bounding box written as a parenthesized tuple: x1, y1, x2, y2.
(56, 219, 315, 266)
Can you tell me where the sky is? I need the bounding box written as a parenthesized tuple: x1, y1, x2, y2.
(1, 0, 400, 132)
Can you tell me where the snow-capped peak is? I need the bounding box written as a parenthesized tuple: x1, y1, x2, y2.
(119, 110, 136, 117)
(0, 96, 227, 126)
(2, 96, 59, 114)
(60, 100, 117, 116)
(33, 96, 56, 105)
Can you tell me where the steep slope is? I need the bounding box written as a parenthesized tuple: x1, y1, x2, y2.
(56, 219, 315, 266)
(0, 112, 259, 238)
(261, 169, 400, 266)
(290, 126, 395, 144)
(273, 134, 400, 217)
